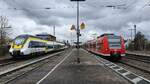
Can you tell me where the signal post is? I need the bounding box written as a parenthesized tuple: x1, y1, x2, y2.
(70, 0, 85, 63)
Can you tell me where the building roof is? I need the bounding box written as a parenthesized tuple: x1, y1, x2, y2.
(36, 33, 56, 37)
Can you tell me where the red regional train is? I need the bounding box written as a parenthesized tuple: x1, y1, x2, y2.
(85, 33, 126, 61)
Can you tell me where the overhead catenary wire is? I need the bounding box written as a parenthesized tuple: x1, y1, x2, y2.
(1, 0, 148, 11)
(0, 0, 150, 41)
(0, 0, 132, 10)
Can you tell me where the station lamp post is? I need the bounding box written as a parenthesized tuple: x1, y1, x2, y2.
(70, 0, 85, 63)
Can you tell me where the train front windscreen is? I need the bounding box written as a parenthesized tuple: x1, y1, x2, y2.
(108, 36, 121, 49)
(14, 37, 26, 45)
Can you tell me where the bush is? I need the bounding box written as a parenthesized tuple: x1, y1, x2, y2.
(0, 45, 10, 56)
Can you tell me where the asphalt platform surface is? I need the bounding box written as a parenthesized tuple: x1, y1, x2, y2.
(7, 49, 129, 84)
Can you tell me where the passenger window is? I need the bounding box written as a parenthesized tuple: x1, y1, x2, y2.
(28, 41, 46, 48)
(29, 42, 32, 48)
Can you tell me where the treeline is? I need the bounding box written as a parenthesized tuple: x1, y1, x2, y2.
(127, 31, 150, 51)
(0, 16, 11, 56)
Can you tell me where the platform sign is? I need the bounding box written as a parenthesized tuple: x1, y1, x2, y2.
(80, 22, 85, 30)
(70, 24, 76, 30)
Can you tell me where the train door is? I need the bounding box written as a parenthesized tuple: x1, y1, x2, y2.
(97, 39, 103, 53)
(96, 39, 99, 52)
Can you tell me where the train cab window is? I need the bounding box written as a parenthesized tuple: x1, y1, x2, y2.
(14, 37, 26, 45)
(108, 36, 121, 48)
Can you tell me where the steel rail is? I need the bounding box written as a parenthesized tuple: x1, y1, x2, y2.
(0, 51, 63, 77)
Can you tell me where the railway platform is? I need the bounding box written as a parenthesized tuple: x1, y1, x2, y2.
(0, 54, 11, 60)
(5, 48, 130, 84)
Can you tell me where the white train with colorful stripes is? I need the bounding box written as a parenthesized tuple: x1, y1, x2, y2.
(9, 34, 67, 58)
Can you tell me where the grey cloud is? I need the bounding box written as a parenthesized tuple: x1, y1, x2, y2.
(1, 0, 150, 41)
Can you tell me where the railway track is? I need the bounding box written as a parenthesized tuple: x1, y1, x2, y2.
(0, 49, 71, 84)
(0, 49, 65, 68)
(120, 54, 150, 74)
(126, 53, 150, 63)
(1, 57, 58, 84)
(119, 60, 150, 74)
(94, 55, 150, 84)
(0, 51, 63, 77)
(0, 58, 18, 66)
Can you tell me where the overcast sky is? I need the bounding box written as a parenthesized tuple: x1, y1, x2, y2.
(0, 0, 150, 42)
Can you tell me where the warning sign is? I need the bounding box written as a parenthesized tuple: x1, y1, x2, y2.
(80, 22, 85, 30)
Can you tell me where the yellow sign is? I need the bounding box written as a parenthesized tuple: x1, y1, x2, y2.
(80, 22, 85, 30)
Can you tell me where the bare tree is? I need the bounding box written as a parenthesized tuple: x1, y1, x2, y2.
(134, 31, 146, 50)
(0, 16, 10, 46)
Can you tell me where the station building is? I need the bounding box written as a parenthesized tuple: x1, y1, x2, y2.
(36, 33, 56, 41)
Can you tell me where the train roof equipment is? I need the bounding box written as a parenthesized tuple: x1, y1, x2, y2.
(100, 33, 114, 37)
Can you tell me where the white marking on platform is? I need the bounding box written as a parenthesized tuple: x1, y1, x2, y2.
(85, 49, 150, 84)
(105, 63, 113, 66)
(115, 68, 123, 71)
(132, 77, 142, 83)
(122, 72, 130, 76)
(110, 65, 118, 68)
(36, 50, 73, 84)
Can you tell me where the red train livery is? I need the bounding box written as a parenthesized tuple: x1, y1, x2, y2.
(85, 34, 126, 61)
